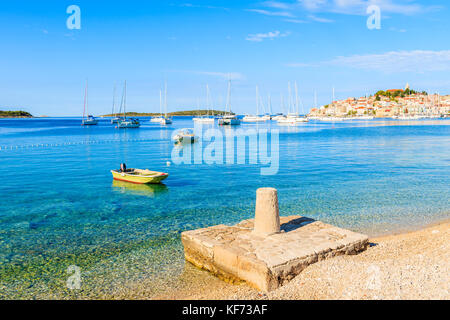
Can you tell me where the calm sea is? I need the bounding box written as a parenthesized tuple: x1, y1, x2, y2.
(0, 117, 449, 298)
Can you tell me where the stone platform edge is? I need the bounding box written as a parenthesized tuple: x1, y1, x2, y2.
(181, 216, 369, 292)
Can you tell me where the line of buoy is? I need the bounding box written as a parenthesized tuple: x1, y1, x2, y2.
(0, 138, 156, 152)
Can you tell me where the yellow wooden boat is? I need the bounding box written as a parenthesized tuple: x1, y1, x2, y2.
(111, 168, 169, 184)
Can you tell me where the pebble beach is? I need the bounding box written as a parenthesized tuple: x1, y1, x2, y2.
(117, 219, 449, 300)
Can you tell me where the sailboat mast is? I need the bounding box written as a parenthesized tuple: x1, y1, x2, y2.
(295, 81, 299, 115)
(206, 84, 210, 117)
(112, 83, 116, 117)
(288, 82, 292, 114)
(256, 86, 259, 116)
(159, 89, 163, 116)
(123, 81, 127, 119)
(226, 79, 231, 114)
(164, 82, 168, 117)
(83, 80, 88, 120)
(268, 94, 272, 115)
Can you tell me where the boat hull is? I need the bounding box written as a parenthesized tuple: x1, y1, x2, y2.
(111, 170, 168, 184)
(193, 118, 215, 123)
(219, 118, 240, 125)
(82, 120, 99, 126)
(161, 118, 173, 125)
(118, 124, 140, 128)
(117, 119, 141, 128)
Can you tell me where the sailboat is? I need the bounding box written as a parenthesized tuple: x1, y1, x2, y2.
(117, 81, 141, 129)
(110, 83, 121, 124)
(294, 82, 308, 123)
(272, 94, 286, 121)
(160, 82, 173, 125)
(278, 82, 299, 125)
(242, 86, 267, 122)
(194, 85, 215, 123)
(218, 79, 240, 126)
(81, 80, 99, 126)
(150, 90, 165, 123)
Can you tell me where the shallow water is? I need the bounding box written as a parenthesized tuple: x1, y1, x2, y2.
(0, 117, 449, 299)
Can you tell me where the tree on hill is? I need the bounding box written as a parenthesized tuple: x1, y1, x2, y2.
(0, 110, 33, 118)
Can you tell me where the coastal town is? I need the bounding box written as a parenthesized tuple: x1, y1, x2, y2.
(309, 84, 450, 119)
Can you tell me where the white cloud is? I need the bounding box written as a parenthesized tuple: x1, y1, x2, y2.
(261, 1, 292, 9)
(246, 9, 295, 17)
(297, 0, 431, 15)
(284, 18, 308, 23)
(246, 30, 291, 42)
(308, 14, 334, 22)
(287, 50, 450, 73)
(249, 0, 440, 21)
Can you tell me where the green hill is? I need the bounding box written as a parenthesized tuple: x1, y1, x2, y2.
(0, 110, 33, 118)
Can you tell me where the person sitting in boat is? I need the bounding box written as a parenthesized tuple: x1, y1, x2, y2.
(120, 163, 128, 173)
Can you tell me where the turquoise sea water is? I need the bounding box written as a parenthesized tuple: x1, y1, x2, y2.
(0, 117, 449, 298)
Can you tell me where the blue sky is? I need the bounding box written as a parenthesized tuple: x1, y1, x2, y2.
(0, 0, 449, 116)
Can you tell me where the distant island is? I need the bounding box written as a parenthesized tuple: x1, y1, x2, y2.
(0, 110, 33, 118)
(101, 110, 234, 117)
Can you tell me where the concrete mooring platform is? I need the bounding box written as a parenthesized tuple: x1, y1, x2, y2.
(182, 188, 369, 292)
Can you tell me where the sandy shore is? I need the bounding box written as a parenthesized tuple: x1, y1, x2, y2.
(146, 220, 449, 300)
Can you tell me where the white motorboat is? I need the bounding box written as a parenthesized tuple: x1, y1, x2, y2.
(173, 128, 198, 144)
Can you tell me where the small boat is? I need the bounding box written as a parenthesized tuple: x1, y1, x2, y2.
(81, 80, 99, 126)
(173, 128, 198, 144)
(272, 114, 286, 121)
(242, 115, 266, 122)
(116, 81, 141, 129)
(111, 164, 168, 184)
(277, 117, 297, 125)
(150, 116, 164, 123)
(110, 84, 120, 124)
(160, 83, 173, 125)
(219, 79, 241, 126)
(219, 114, 240, 125)
(151, 89, 165, 123)
(111, 117, 121, 124)
(82, 115, 99, 126)
(118, 118, 141, 128)
(161, 116, 173, 125)
(242, 86, 268, 123)
(295, 117, 309, 123)
(193, 85, 215, 124)
(193, 117, 214, 123)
